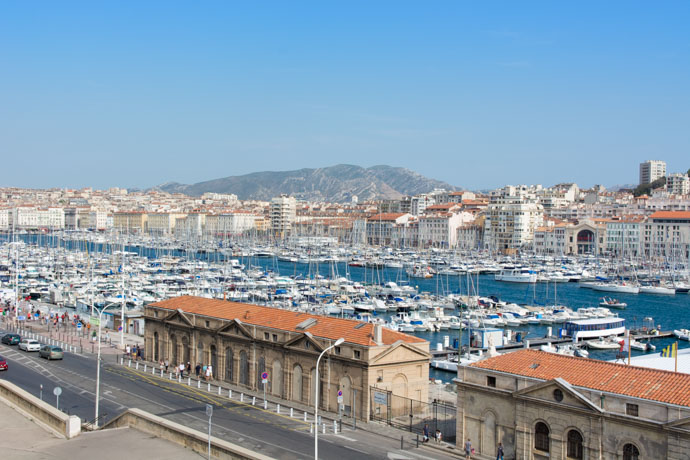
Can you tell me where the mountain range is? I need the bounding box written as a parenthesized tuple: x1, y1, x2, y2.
(155, 164, 460, 202)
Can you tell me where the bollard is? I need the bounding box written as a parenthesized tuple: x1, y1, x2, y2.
(160, 369, 164, 377)
(240, 393, 244, 402)
(322, 424, 326, 434)
(135, 362, 139, 370)
(416, 434, 419, 448)
(333, 420, 337, 433)
(290, 408, 293, 418)
(207, 383, 211, 392)
(276, 404, 280, 414)
(152, 367, 156, 375)
(218, 386, 221, 395)
(188, 377, 191, 386)
(252, 396, 256, 406)
(120, 357, 123, 365)
(178, 375, 181, 383)
(229, 389, 232, 398)
(169, 373, 173, 380)
(304, 411, 307, 422)
(128, 359, 131, 367)
(197, 380, 201, 388)
(144, 364, 147, 372)
(263, 400, 267, 410)
(400, 435, 403, 449)
(310, 423, 313, 434)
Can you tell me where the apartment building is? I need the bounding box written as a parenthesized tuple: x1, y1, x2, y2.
(667, 173, 690, 196)
(641, 211, 690, 259)
(639, 160, 666, 186)
(270, 195, 297, 237)
(484, 186, 544, 253)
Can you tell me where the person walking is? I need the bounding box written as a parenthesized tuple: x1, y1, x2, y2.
(206, 364, 213, 381)
(164, 359, 169, 373)
(186, 362, 192, 376)
(496, 442, 504, 460)
(179, 362, 185, 378)
(125, 344, 131, 357)
(423, 424, 430, 443)
(195, 363, 201, 378)
(464, 438, 472, 459)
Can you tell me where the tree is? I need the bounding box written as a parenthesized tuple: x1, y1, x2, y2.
(633, 176, 666, 197)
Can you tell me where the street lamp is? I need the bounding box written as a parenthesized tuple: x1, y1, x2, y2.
(93, 301, 120, 428)
(314, 337, 344, 460)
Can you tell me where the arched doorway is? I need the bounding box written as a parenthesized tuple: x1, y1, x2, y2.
(170, 334, 178, 364)
(339, 376, 352, 416)
(257, 357, 266, 389)
(623, 443, 640, 460)
(225, 347, 234, 382)
(534, 422, 550, 453)
(153, 332, 159, 362)
(577, 229, 595, 254)
(210, 345, 218, 375)
(181, 336, 190, 364)
(272, 360, 283, 397)
(292, 364, 303, 402)
(239, 350, 249, 385)
(482, 411, 496, 457)
(567, 430, 583, 459)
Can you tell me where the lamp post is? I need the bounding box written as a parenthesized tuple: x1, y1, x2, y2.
(94, 301, 120, 428)
(314, 337, 344, 460)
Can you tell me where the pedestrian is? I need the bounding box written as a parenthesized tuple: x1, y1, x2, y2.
(164, 359, 169, 373)
(159, 360, 164, 373)
(205, 364, 212, 381)
(423, 424, 430, 442)
(435, 429, 442, 443)
(464, 438, 472, 459)
(496, 442, 504, 460)
(126, 344, 131, 357)
(186, 362, 192, 376)
(137, 347, 142, 360)
(195, 363, 201, 378)
(179, 363, 185, 378)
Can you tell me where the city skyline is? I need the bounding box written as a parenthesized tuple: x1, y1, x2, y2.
(2, 2, 689, 190)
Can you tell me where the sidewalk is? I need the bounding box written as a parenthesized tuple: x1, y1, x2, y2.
(117, 355, 463, 458)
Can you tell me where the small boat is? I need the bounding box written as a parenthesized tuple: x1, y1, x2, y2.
(585, 336, 622, 350)
(673, 329, 690, 341)
(639, 284, 676, 295)
(599, 297, 627, 309)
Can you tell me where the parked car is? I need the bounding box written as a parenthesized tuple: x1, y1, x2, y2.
(0, 355, 7, 371)
(1, 333, 21, 345)
(18, 339, 41, 352)
(39, 345, 64, 360)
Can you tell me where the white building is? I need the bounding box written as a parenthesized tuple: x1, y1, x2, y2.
(205, 211, 259, 236)
(667, 173, 690, 196)
(270, 195, 297, 237)
(639, 160, 666, 186)
(641, 211, 690, 260)
(0, 208, 10, 230)
(484, 186, 544, 253)
(605, 217, 644, 257)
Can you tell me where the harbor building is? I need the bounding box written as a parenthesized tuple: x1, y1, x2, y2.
(456, 349, 690, 459)
(144, 296, 430, 421)
(667, 173, 690, 196)
(270, 194, 297, 237)
(113, 211, 148, 233)
(641, 211, 690, 259)
(639, 160, 666, 186)
(484, 186, 544, 253)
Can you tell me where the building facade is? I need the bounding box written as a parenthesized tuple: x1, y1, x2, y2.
(144, 296, 430, 421)
(484, 186, 544, 253)
(667, 173, 690, 196)
(456, 349, 690, 459)
(639, 160, 667, 186)
(270, 195, 297, 237)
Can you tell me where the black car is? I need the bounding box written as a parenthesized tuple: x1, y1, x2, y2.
(1, 333, 21, 345)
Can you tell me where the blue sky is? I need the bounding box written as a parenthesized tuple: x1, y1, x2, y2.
(1, 2, 689, 190)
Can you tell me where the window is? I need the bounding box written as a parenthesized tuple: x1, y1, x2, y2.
(626, 403, 639, 417)
(264, 332, 270, 340)
(354, 350, 361, 359)
(534, 422, 550, 452)
(553, 389, 564, 402)
(487, 376, 496, 388)
(205, 320, 210, 328)
(566, 430, 583, 459)
(305, 341, 310, 350)
(272, 334, 278, 342)
(335, 346, 341, 355)
(623, 443, 640, 460)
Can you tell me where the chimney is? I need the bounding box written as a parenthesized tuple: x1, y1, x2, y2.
(374, 324, 383, 345)
(244, 310, 251, 320)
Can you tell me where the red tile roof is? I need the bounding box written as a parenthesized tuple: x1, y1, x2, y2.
(150, 296, 426, 347)
(649, 211, 690, 220)
(368, 213, 407, 221)
(471, 349, 690, 407)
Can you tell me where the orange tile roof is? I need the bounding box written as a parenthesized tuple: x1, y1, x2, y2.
(472, 349, 690, 407)
(649, 211, 690, 220)
(150, 296, 426, 347)
(368, 213, 407, 221)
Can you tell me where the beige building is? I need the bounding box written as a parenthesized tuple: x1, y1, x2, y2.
(147, 212, 187, 235)
(113, 211, 148, 233)
(456, 349, 690, 459)
(144, 296, 430, 421)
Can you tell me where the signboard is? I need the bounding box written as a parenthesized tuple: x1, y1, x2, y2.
(337, 389, 343, 403)
(373, 390, 388, 406)
(18, 315, 26, 321)
(89, 317, 100, 326)
(53, 386, 62, 396)
(205, 404, 213, 417)
(77, 322, 82, 331)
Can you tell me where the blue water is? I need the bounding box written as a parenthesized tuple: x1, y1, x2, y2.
(4, 233, 690, 382)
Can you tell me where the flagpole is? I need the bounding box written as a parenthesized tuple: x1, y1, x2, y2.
(627, 330, 631, 365)
(675, 341, 678, 373)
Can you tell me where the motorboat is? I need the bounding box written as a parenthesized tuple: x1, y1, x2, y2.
(674, 329, 690, 341)
(585, 336, 622, 350)
(599, 297, 627, 309)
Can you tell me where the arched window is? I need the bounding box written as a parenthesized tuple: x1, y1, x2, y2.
(623, 443, 640, 460)
(292, 364, 303, 402)
(210, 345, 218, 371)
(170, 334, 178, 364)
(239, 350, 249, 385)
(153, 332, 159, 362)
(272, 360, 283, 397)
(225, 347, 234, 382)
(566, 430, 583, 459)
(534, 422, 550, 452)
(197, 341, 204, 364)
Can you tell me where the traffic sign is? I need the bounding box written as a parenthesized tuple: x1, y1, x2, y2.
(90, 317, 100, 326)
(261, 371, 269, 380)
(53, 387, 62, 396)
(18, 315, 26, 321)
(205, 404, 213, 417)
(77, 322, 82, 330)
(337, 390, 342, 397)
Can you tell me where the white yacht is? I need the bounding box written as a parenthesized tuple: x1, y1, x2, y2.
(495, 267, 537, 283)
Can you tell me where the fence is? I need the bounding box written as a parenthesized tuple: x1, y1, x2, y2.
(370, 386, 456, 443)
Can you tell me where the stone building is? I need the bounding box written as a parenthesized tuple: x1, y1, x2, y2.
(145, 296, 430, 421)
(456, 349, 690, 459)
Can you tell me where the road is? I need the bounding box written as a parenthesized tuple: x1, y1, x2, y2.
(0, 336, 457, 460)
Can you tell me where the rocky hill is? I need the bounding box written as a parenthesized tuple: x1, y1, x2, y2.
(156, 164, 459, 202)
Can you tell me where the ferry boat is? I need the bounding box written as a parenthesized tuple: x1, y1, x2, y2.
(494, 267, 537, 283)
(564, 317, 626, 341)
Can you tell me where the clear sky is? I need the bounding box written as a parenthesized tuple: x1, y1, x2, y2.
(1, 2, 689, 191)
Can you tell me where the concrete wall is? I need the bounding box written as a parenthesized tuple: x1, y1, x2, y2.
(0, 379, 81, 439)
(105, 408, 273, 460)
